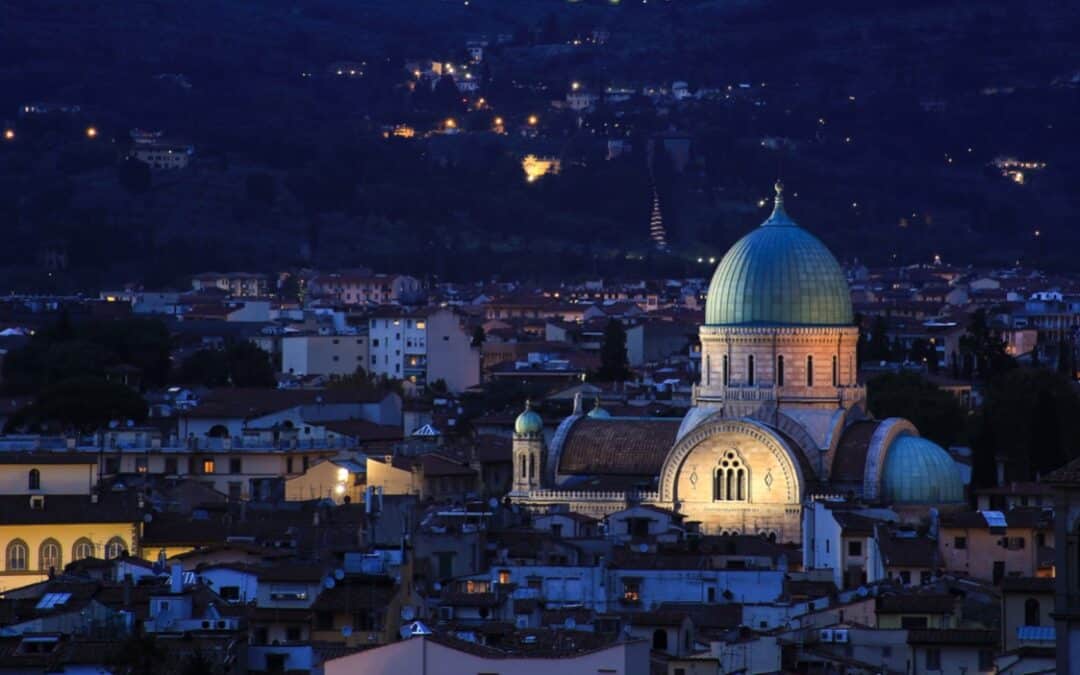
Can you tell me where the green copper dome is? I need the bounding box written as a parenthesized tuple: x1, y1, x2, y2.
(705, 184, 853, 326)
(587, 397, 611, 419)
(514, 401, 543, 436)
(881, 434, 965, 503)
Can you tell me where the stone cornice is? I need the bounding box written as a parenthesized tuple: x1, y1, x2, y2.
(700, 325, 858, 338)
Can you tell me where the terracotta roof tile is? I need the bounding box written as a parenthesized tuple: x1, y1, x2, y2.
(0, 492, 140, 525)
(558, 418, 680, 476)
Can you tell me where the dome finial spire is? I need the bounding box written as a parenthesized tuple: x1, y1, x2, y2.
(764, 179, 792, 226)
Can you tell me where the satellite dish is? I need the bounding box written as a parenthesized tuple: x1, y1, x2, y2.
(334, 569, 345, 580)
(433, 582, 442, 591)
(638, 543, 649, 554)
(401, 605, 416, 621)
(564, 617, 576, 630)
(488, 497, 500, 510)
(341, 626, 353, 637)
(323, 577, 336, 589)
(622, 624, 633, 636)
(143, 513, 153, 523)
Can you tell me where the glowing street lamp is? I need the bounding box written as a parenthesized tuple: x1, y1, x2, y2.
(527, 114, 538, 126)
(3, 129, 13, 141)
(85, 126, 98, 139)
(444, 118, 457, 130)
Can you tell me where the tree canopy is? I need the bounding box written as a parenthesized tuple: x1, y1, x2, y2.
(867, 372, 968, 448)
(6, 377, 148, 433)
(1, 313, 171, 395)
(175, 341, 277, 388)
(595, 318, 632, 382)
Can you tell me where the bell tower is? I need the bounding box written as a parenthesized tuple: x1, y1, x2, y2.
(512, 400, 545, 493)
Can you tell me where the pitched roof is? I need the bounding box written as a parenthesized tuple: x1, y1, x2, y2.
(907, 629, 997, 646)
(829, 510, 881, 535)
(557, 418, 680, 476)
(312, 580, 396, 611)
(417, 454, 475, 477)
(875, 530, 938, 568)
(1044, 457, 1080, 484)
(0, 451, 97, 465)
(185, 387, 386, 420)
(655, 602, 742, 630)
(0, 492, 140, 525)
(876, 593, 956, 614)
(1001, 577, 1055, 594)
(940, 508, 1052, 530)
(320, 419, 403, 442)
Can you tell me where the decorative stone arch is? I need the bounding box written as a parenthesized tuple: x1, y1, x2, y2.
(769, 410, 822, 454)
(659, 419, 804, 505)
(547, 414, 582, 486)
(674, 407, 722, 445)
(862, 418, 919, 501)
(39, 538, 62, 572)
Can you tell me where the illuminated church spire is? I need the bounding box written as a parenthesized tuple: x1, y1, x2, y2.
(649, 187, 669, 250)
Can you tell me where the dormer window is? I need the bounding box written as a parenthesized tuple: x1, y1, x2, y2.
(28, 469, 40, 491)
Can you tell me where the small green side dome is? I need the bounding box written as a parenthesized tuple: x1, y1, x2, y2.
(704, 183, 853, 327)
(881, 434, 965, 503)
(587, 397, 611, 419)
(514, 401, 543, 436)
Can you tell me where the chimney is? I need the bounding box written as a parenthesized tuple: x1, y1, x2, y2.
(170, 564, 183, 594)
(996, 455, 1006, 487)
(572, 392, 583, 415)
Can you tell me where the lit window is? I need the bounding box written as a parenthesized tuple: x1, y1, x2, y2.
(203, 459, 216, 474)
(416, 321, 425, 330)
(622, 580, 641, 603)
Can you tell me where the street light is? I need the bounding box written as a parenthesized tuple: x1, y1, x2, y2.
(86, 126, 98, 139)
(527, 114, 538, 126)
(3, 129, 13, 141)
